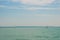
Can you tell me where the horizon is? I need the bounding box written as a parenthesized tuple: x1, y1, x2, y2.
(0, 26, 60, 27)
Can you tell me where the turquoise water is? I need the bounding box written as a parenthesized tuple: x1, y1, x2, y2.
(0, 26, 60, 40)
(0, 28, 16, 40)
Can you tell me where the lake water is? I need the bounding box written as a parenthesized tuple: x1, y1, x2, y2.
(0, 26, 60, 40)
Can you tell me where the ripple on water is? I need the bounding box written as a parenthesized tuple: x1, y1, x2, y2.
(16, 39, 29, 40)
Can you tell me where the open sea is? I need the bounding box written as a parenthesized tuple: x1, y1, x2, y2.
(0, 26, 60, 40)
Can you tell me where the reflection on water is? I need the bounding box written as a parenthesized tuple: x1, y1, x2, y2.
(16, 39, 29, 40)
(35, 36, 50, 38)
(35, 36, 60, 38)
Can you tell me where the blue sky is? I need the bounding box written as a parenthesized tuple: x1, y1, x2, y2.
(0, 0, 60, 26)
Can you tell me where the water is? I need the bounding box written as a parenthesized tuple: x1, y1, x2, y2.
(0, 26, 60, 40)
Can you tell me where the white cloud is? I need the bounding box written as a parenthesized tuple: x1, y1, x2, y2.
(0, 5, 60, 10)
(11, 0, 55, 6)
(11, 0, 19, 2)
(25, 7, 60, 11)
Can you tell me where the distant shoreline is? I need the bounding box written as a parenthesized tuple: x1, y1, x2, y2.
(0, 26, 60, 28)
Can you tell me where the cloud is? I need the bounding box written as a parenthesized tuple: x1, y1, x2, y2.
(0, 5, 7, 8)
(21, 13, 58, 17)
(11, 0, 55, 6)
(11, 0, 19, 2)
(34, 14, 54, 16)
(0, 5, 60, 11)
(25, 7, 60, 11)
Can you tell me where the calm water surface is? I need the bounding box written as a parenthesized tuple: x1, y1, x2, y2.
(0, 26, 60, 40)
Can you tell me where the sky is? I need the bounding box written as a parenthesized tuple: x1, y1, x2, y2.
(0, 0, 60, 26)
